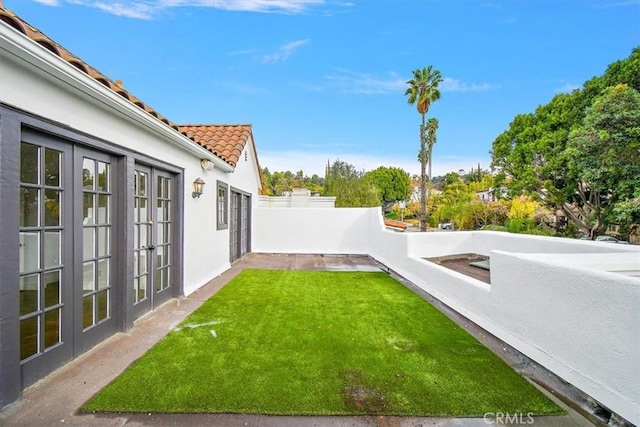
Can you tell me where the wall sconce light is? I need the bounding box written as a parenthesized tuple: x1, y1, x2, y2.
(192, 177, 205, 198)
(201, 159, 215, 171)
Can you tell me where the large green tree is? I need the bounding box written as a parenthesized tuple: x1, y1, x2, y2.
(566, 84, 640, 237)
(324, 159, 380, 207)
(491, 47, 640, 238)
(364, 166, 411, 212)
(405, 66, 443, 231)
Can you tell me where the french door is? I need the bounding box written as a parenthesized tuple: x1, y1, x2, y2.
(131, 165, 174, 319)
(18, 131, 118, 386)
(229, 191, 251, 262)
(73, 147, 118, 354)
(18, 134, 73, 386)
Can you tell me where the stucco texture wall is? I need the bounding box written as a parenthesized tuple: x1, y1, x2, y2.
(0, 46, 259, 297)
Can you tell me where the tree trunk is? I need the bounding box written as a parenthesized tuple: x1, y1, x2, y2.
(420, 115, 427, 232)
(426, 144, 433, 229)
(428, 148, 432, 185)
(562, 202, 605, 239)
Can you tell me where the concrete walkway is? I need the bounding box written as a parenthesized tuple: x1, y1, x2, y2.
(1, 254, 596, 426)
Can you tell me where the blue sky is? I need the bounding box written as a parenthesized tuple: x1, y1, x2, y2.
(6, 0, 640, 177)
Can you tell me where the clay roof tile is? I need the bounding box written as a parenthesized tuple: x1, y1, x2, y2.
(176, 124, 254, 167)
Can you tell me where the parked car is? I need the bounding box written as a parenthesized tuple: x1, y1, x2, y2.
(595, 235, 630, 244)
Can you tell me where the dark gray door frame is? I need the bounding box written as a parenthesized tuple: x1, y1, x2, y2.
(229, 187, 252, 263)
(18, 129, 75, 388)
(0, 108, 24, 409)
(130, 164, 181, 322)
(0, 104, 185, 408)
(72, 146, 120, 356)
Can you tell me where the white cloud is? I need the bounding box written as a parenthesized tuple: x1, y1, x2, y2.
(319, 70, 493, 95)
(162, 0, 324, 13)
(258, 149, 491, 178)
(597, 0, 640, 7)
(92, 2, 157, 19)
(500, 16, 517, 25)
(262, 39, 310, 64)
(323, 69, 406, 94)
(227, 48, 260, 56)
(440, 77, 493, 92)
(556, 83, 581, 94)
(32, 0, 329, 19)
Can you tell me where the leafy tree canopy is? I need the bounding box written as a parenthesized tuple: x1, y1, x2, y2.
(324, 159, 380, 207)
(364, 166, 411, 210)
(567, 83, 640, 236)
(261, 167, 323, 196)
(490, 46, 640, 238)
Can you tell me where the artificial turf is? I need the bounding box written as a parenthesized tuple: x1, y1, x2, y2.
(83, 269, 563, 416)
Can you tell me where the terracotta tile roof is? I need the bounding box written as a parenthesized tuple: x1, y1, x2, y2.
(384, 219, 408, 231)
(178, 125, 252, 167)
(0, 5, 247, 169)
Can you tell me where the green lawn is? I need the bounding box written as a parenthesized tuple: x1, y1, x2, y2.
(83, 270, 563, 416)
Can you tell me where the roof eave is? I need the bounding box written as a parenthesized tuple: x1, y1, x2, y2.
(247, 129, 264, 191)
(0, 21, 234, 173)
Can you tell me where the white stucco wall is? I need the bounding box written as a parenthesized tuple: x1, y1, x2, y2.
(488, 251, 640, 423)
(257, 196, 291, 207)
(228, 137, 263, 196)
(253, 207, 640, 424)
(257, 192, 336, 208)
(405, 230, 639, 259)
(252, 207, 375, 254)
(0, 27, 260, 297)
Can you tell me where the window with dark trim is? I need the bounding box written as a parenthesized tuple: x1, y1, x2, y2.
(217, 181, 228, 230)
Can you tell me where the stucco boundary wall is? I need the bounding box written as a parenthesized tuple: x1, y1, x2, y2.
(253, 207, 640, 425)
(252, 207, 373, 254)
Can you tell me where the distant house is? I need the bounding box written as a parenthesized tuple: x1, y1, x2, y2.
(0, 5, 262, 407)
(410, 180, 441, 203)
(475, 188, 495, 204)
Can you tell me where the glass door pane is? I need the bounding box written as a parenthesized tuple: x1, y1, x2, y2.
(19, 143, 65, 360)
(230, 192, 240, 262)
(81, 158, 112, 329)
(155, 174, 172, 293)
(133, 169, 150, 304)
(241, 195, 249, 256)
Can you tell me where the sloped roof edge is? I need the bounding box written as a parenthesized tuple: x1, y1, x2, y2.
(0, 5, 240, 170)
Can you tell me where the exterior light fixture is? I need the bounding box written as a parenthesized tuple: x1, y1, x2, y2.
(201, 159, 215, 171)
(192, 177, 205, 198)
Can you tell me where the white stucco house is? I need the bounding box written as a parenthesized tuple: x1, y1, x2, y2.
(0, 4, 262, 407)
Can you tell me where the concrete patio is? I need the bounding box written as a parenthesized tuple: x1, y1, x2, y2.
(1, 254, 596, 427)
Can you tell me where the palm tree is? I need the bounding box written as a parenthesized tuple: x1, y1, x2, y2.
(405, 66, 443, 231)
(426, 117, 439, 184)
